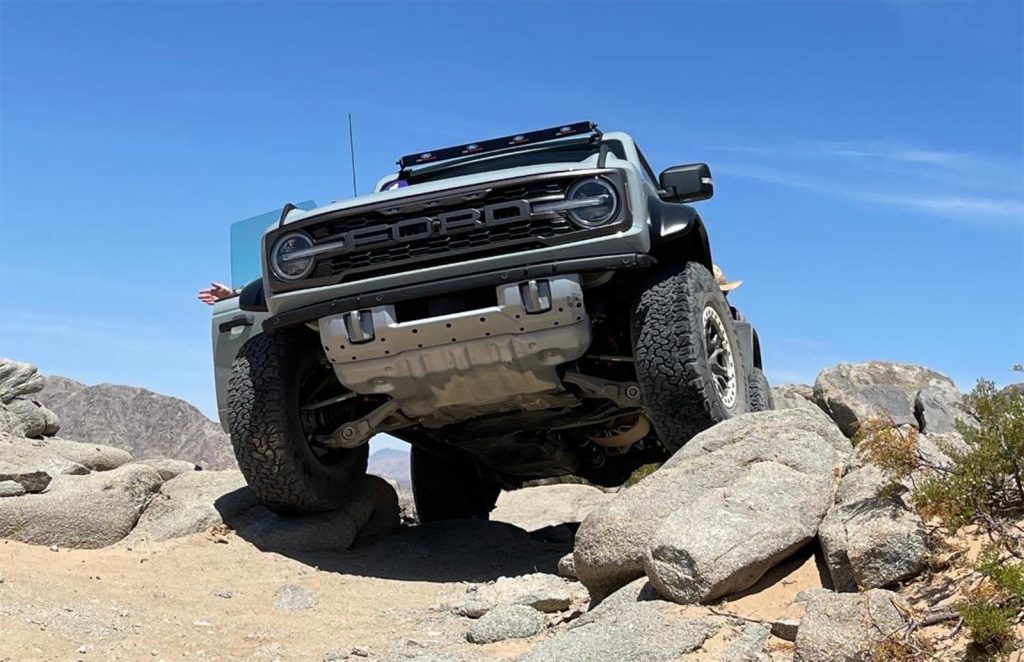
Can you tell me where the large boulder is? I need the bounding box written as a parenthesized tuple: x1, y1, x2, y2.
(0, 464, 163, 548)
(230, 475, 399, 552)
(1, 435, 133, 472)
(491, 484, 614, 532)
(465, 604, 546, 644)
(574, 407, 850, 602)
(0, 360, 60, 438)
(128, 472, 399, 550)
(772, 384, 820, 412)
(3, 399, 60, 438)
(0, 436, 131, 479)
(0, 358, 44, 403)
(818, 457, 928, 592)
(516, 600, 718, 661)
(126, 470, 256, 543)
(914, 384, 973, 435)
(813, 362, 956, 437)
(794, 589, 907, 662)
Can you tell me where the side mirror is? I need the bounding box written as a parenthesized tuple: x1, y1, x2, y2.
(658, 163, 713, 203)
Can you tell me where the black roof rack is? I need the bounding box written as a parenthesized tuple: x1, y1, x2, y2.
(397, 121, 601, 170)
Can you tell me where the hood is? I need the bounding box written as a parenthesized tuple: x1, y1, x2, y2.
(281, 158, 610, 226)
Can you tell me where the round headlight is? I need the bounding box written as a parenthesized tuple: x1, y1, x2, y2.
(270, 232, 316, 280)
(565, 178, 619, 227)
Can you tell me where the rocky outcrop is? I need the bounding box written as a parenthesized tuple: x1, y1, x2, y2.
(34, 374, 236, 469)
(127, 471, 399, 551)
(0, 435, 133, 500)
(794, 589, 907, 661)
(574, 407, 850, 602)
(126, 470, 256, 543)
(3, 398, 60, 438)
(0, 464, 164, 548)
(772, 383, 820, 412)
(229, 475, 399, 552)
(813, 362, 957, 436)
(1, 435, 133, 472)
(0, 358, 60, 439)
(818, 465, 927, 591)
(818, 432, 932, 592)
(0, 358, 44, 403)
(915, 383, 974, 434)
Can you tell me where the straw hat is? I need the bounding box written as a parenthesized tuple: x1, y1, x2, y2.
(713, 265, 743, 292)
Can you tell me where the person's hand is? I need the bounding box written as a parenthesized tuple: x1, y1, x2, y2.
(198, 282, 234, 305)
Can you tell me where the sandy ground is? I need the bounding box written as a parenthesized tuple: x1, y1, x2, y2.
(0, 519, 573, 662)
(0, 513, 831, 662)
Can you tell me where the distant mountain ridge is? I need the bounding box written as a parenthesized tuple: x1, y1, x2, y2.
(36, 375, 237, 470)
(368, 447, 411, 488)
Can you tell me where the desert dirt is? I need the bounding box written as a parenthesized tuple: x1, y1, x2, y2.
(0, 510, 828, 662)
(0, 518, 560, 662)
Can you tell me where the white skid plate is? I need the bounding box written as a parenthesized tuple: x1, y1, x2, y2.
(319, 275, 591, 425)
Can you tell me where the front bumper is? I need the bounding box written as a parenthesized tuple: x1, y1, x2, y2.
(264, 253, 655, 331)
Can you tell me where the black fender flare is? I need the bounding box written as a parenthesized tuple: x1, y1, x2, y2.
(647, 198, 713, 272)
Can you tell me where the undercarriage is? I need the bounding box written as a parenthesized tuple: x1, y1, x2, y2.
(307, 271, 658, 486)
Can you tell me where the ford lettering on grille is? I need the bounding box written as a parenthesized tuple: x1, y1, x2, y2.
(321, 200, 531, 255)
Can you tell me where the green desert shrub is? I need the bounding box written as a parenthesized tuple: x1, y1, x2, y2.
(956, 600, 1016, 658)
(914, 378, 1024, 533)
(909, 374, 1024, 656)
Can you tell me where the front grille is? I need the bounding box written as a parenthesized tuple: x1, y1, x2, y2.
(317, 214, 575, 278)
(268, 170, 627, 291)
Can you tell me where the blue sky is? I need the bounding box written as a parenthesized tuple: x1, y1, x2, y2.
(1, 1, 1022, 444)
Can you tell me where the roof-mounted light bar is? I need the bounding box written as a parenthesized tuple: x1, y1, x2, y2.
(397, 121, 601, 170)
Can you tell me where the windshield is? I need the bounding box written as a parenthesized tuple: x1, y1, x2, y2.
(229, 201, 316, 288)
(406, 139, 628, 185)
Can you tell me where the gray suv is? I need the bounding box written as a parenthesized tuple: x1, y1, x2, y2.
(212, 122, 772, 520)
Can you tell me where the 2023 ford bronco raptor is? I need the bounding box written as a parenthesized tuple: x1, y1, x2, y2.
(212, 122, 772, 519)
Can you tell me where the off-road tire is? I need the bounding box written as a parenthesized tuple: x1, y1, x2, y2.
(631, 262, 750, 453)
(411, 446, 501, 523)
(228, 331, 368, 516)
(748, 367, 774, 412)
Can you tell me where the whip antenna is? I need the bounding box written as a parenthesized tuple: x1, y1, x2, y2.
(348, 113, 357, 196)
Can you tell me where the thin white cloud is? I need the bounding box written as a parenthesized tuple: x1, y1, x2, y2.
(812, 140, 1017, 174)
(704, 139, 1023, 225)
(715, 163, 1024, 228)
